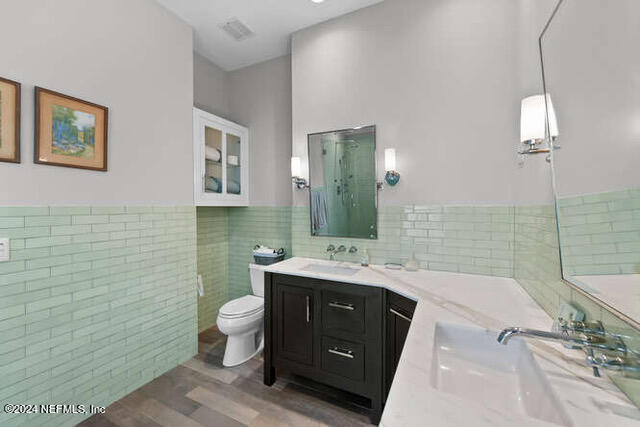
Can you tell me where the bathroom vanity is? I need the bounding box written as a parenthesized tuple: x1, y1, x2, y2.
(263, 270, 416, 423)
(263, 257, 640, 426)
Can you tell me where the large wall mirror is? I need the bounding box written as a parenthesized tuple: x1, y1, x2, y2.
(307, 125, 377, 239)
(542, 0, 640, 324)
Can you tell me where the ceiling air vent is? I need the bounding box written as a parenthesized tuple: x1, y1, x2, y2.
(219, 18, 255, 41)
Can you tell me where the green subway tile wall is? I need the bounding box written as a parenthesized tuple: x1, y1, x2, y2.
(195, 206, 292, 329)
(228, 207, 292, 300)
(196, 208, 228, 332)
(0, 206, 198, 427)
(514, 203, 640, 407)
(292, 205, 515, 277)
(557, 188, 640, 275)
(513, 204, 567, 316)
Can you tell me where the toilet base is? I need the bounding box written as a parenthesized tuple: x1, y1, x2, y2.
(222, 330, 264, 367)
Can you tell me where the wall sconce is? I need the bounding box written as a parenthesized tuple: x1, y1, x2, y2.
(291, 157, 309, 189)
(384, 148, 400, 186)
(519, 94, 559, 155)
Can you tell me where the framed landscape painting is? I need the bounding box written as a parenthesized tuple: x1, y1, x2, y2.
(0, 76, 21, 163)
(35, 87, 108, 171)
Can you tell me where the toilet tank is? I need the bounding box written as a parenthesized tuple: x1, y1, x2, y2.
(249, 263, 266, 297)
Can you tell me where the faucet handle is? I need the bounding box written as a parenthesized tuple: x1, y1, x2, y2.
(557, 319, 605, 336)
(348, 246, 358, 254)
(587, 353, 626, 371)
(327, 244, 336, 252)
(337, 245, 346, 251)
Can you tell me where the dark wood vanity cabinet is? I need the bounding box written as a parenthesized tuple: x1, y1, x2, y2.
(264, 273, 416, 424)
(384, 290, 417, 398)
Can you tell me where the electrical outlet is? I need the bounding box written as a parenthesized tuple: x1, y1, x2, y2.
(0, 238, 9, 262)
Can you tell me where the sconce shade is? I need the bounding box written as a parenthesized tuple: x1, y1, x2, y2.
(291, 156, 302, 177)
(384, 148, 396, 172)
(520, 94, 559, 143)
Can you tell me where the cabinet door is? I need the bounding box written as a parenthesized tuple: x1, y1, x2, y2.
(275, 283, 314, 365)
(193, 107, 249, 206)
(385, 292, 417, 398)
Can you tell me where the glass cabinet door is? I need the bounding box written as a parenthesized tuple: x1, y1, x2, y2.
(226, 132, 242, 196)
(194, 107, 249, 206)
(204, 126, 223, 194)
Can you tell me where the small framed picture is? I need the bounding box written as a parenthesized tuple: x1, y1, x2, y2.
(0, 76, 21, 163)
(35, 87, 108, 171)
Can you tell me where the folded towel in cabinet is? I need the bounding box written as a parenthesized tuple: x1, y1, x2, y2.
(205, 177, 222, 193)
(227, 155, 239, 166)
(205, 146, 221, 162)
(227, 180, 241, 195)
(205, 177, 241, 195)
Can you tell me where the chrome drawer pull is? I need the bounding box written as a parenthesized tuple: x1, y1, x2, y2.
(306, 296, 311, 323)
(328, 347, 354, 359)
(329, 301, 355, 311)
(390, 308, 412, 323)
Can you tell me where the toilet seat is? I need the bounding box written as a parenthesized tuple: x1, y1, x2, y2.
(219, 295, 264, 319)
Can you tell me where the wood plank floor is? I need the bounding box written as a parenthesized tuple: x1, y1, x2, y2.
(79, 327, 374, 427)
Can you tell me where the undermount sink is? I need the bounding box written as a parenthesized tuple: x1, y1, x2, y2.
(430, 322, 571, 426)
(301, 263, 360, 276)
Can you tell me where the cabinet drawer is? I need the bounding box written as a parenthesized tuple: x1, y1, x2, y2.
(321, 336, 365, 382)
(322, 290, 366, 334)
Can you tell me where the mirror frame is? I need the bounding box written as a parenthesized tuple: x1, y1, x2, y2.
(541, 0, 640, 331)
(306, 125, 379, 240)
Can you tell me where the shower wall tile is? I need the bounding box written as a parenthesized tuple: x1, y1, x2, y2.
(0, 206, 197, 427)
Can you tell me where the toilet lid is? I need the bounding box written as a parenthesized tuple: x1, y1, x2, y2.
(219, 295, 264, 319)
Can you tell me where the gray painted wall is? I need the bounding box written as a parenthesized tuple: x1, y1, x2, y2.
(291, 0, 560, 207)
(543, 0, 640, 197)
(229, 56, 293, 207)
(194, 54, 293, 207)
(0, 0, 194, 205)
(194, 52, 231, 119)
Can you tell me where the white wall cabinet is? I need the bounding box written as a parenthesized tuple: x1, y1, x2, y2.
(193, 107, 249, 206)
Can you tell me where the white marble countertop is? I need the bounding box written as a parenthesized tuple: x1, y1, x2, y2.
(264, 257, 640, 426)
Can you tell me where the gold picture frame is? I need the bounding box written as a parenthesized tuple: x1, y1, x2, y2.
(35, 87, 108, 171)
(0, 76, 21, 163)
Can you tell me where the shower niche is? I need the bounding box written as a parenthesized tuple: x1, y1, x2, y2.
(307, 125, 377, 239)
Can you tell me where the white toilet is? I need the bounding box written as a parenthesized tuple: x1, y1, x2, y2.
(217, 263, 266, 367)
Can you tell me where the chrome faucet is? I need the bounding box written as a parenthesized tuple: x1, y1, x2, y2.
(497, 320, 632, 378)
(327, 245, 346, 260)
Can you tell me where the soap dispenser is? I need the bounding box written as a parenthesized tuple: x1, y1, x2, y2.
(360, 248, 370, 267)
(404, 252, 419, 271)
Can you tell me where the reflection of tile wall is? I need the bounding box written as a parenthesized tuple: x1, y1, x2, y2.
(514, 202, 640, 407)
(196, 207, 228, 332)
(0, 206, 197, 426)
(293, 205, 514, 277)
(558, 188, 640, 275)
